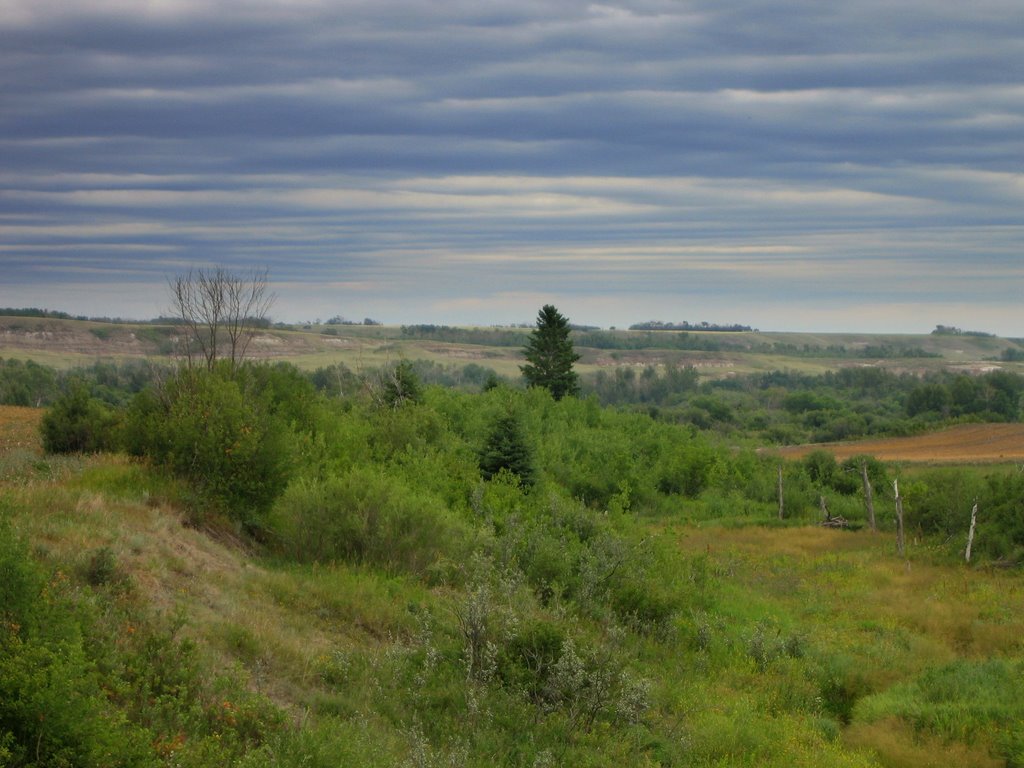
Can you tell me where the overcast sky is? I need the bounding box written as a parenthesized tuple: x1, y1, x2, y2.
(1, 0, 1022, 333)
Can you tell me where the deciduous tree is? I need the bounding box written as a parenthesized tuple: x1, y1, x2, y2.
(168, 267, 275, 372)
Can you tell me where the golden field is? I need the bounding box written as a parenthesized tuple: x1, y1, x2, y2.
(774, 422, 1024, 464)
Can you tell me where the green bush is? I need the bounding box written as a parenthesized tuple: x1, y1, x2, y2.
(611, 579, 677, 635)
(124, 367, 295, 530)
(269, 468, 467, 574)
(500, 619, 566, 703)
(40, 383, 118, 454)
(0, 526, 156, 767)
(0, 358, 59, 406)
(83, 546, 125, 587)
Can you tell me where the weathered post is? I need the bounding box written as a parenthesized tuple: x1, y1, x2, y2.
(861, 460, 876, 532)
(893, 479, 905, 557)
(777, 465, 784, 520)
(965, 499, 979, 563)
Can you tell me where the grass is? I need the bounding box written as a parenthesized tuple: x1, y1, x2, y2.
(0, 405, 41, 454)
(3, 404, 1023, 766)
(4, 313, 1024, 379)
(668, 522, 1024, 765)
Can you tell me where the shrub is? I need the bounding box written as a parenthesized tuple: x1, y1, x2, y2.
(40, 383, 118, 454)
(0, 526, 155, 767)
(500, 619, 566, 703)
(124, 367, 295, 530)
(84, 546, 125, 587)
(611, 580, 677, 635)
(269, 468, 466, 574)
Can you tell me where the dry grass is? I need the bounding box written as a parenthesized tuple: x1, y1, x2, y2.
(4, 459, 425, 713)
(773, 423, 1024, 464)
(843, 718, 1004, 768)
(671, 523, 1024, 766)
(0, 405, 42, 455)
(676, 525, 1024, 660)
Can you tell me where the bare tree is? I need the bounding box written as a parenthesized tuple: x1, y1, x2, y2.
(223, 269, 275, 367)
(168, 267, 275, 372)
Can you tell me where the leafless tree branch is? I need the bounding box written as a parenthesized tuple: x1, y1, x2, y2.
(167, 267, 275, 371)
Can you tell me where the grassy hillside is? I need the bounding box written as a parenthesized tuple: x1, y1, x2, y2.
(2, 314, 1022, 379)
(4, 383, 1024, 767)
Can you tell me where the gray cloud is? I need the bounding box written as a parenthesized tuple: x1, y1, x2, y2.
(0, 0, 1022, 332)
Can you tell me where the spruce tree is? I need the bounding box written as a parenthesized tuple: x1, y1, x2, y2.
(381, 360, 423, 408)
(521, 304, 580, 400)
(479, 408, 534, 487)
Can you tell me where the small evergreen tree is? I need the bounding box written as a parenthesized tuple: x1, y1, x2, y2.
(479, 408, 535, 487)
(380, 360, 423, 408)
(521, 304, 580, 400)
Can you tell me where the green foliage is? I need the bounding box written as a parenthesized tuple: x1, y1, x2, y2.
(587, 365, 1024, 446)
(0, 527, 156, 768)
(379, 360, 424, 408)
(802, 450, 855, 494)
(655, 438, 721, 498)
(12, 334, 1024, 766)
(478, 407, 534, 487)
(855, 659, 1024, 749)
(610, 579, 678, 635)
(0, 358, 59, 406)
(906, 382, 953, 418)
(236, 362, 321, 433)
(40, 383, 119, 454)
(500, 619, 566, 702)
(269, 468, 469, 574)
(124, 366, 298, 529)
(308, 362, 361, 398)
(521, 304, 580, 400)
(237, 716, 402, 768)
(83, 546, 125, 587)
(903, 468, 1024, 561)
(2, 358, 163, 409)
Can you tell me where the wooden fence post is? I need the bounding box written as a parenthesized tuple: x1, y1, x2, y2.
(777, 465, 784, 520)
(861, 460, 876, 532)
(965, 499, 979, 563)
(893, 479, 905, 557)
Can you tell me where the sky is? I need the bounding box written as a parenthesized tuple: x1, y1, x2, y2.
(1, 0, 1022, 334)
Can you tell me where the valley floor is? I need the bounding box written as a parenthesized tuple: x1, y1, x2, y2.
(3, 406, 1022, 767)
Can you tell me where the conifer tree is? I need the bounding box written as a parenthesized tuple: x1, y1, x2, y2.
(479, 408, 535, 487)
(380, 360, 423, 408)
(521, 304, 580, 400)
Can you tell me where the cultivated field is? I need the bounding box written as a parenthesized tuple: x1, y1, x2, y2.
(775, 422, 1024, 464)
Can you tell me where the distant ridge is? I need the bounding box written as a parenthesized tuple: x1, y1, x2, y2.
(629, 320, 755, 332)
